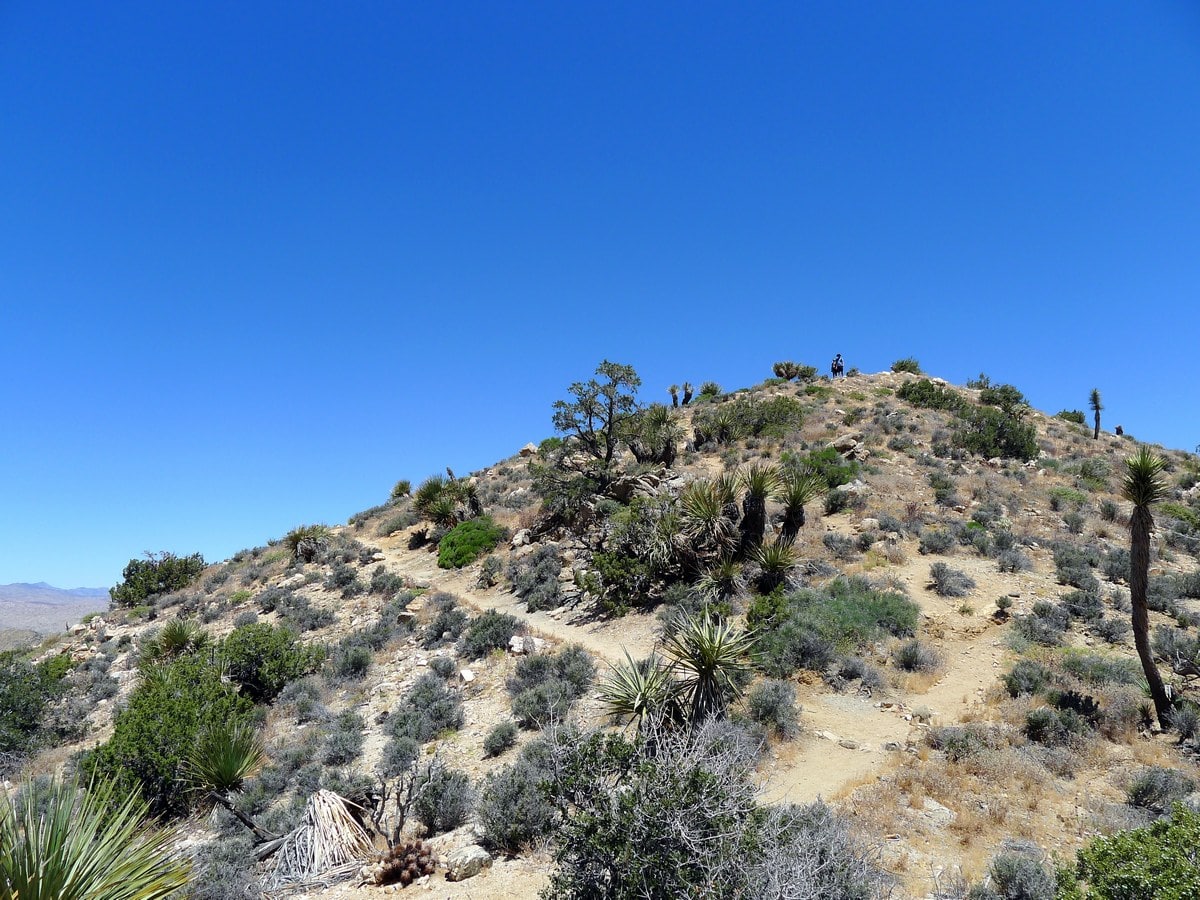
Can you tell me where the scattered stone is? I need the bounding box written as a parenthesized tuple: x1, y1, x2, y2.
(519, 443, 538, 457)
(920, 797, 956, 829)
(445, 845, 492, 882)
(838, 739, 860, 750)
(511, 529, 532, 548)
(460, 668, 475, 684)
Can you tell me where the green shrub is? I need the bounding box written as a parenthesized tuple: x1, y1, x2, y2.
(1056, 409, 1086, 425)
(391, 479, 412, 499)
(918, 528, 955, 555)
(953, 405, 1039, 461)
(785, 446, 859, 490)
(891, 357, 923, 374)
(437, 516, 506, 569)
(1076, 803, 1200, 897)
(388, 673, 463, 744)
(1003, 660, 1053, 697)
(978, 383, 1028, 411)
(85, 654, 253, 817)
(0, 652, 65, 758)
(506, 645, 595, 728)
(753, 578, 918, 677)
(457, 610, 522, 660)
(893, 639, 940, 672)
(110, 552, 205, 607)
(220, 623, 324, 704)
(977, 851, 1056, 900)
(483, 721, 518, 758)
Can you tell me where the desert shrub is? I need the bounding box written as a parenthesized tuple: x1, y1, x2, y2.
(429, 656, 456, 679)
(477, 555, 503, 588)
(953, 406, 1039, 461)
(276, 593, 336, 632)
(484, 721, 519, 758)
(370, 567, 406, 597)
(0, 653, 67, 760)
(1012, 613, 1067, 647)
(743, 680, 800, 739)
(891, 357, 922, 374)
(1056, 409, 1086, 425)
(836, 656, 887, 693)
(1093, 616, 1131, 645)
(110, 551, 206, 607)
(997, 548, 1032, 573)
(379, 736, 420, 779)
(1024, 706, 1088, 746)
(786, 446, 859, 490)
(1060, 652, 1142, 687)
(929, 471, 959, 506)
(85, 654, 253, 818)
(323, 711, 364, 765)
(919, 528, 955, 555)
(823, 488, 852, 515)
(277, 678, 327, 723)
(507, 545, 564, 612)
(1126, 766, 1195, 815)
(388, 674, 464, 746)
(927, 724, 1002, 762)
(421, 594, 469, 648)
(507, 646, 595, 728)
(221, 623, 323, 703)
(543, 721, 888, 899)
(1098, 498, 1120, 523)
(753, 578, 918, 677)
(973, 850, 1056, 900)
(930, 562, 975, 597)
(458, 610, 522, 659)
(1063, 511, 1086, 534)
(978, 383, 1028, 411)
(331, 643, 373, 680)
(822, 532, 857, 561)
(893, 639, 940, 672)
(1076, 803, 1200, 897)
(377, 508, 420, 536)
(437, 516, 507, 569)
(1167, 703, 1200, 742)
(1061, 589, 1105, 622)
(478, 742, 558, 853)
(412, 763, 475, 835)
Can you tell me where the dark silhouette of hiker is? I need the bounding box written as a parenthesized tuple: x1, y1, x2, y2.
(831, 354, 844, 379)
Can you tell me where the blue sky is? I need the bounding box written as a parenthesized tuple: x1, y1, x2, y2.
(2, 2, 1198, 588)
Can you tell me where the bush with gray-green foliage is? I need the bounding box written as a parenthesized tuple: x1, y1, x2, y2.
(484, 721, 519, 758)
(929, 562, 975, 597)
(387, 673, 463, 744)
(894, 639, 941, 673)
(421, 593, 469, 648)
(966, 849, 1056, 900)
(1126, 766, 1195, 815)
(507, 545, 565, 612)
(412, 762, 475, 835)
(507, 645, 595, 728)
(478, 739, 559, 854)
(744, 680, 800, 739)
(457, 609, 522, 659)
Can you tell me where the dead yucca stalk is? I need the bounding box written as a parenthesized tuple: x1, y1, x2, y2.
(266, 790, 374, 889)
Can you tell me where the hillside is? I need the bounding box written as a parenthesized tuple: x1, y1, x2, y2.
(7, 361, 1200, 899)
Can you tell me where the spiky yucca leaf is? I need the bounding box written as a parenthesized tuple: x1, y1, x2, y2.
(186, 720, 267, 795)
(598, 651, 679, 727)
(144, 619, 208, 664)
(1122, 446, 1168, 510)
(0, 777, 190, 900)
(696, 558, 746, 602)
(739, 463, 782, 501)
(680, 481, 739, 556)
(412, 474, 448, 515)
(662, 613, 755, 723)
(777, 470, 825, 542)
(751, 539, 799, 593)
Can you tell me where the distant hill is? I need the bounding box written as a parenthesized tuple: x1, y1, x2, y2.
(0, 582, 109, 649)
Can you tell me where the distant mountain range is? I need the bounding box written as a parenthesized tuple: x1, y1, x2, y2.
(0, 582, 109, 650)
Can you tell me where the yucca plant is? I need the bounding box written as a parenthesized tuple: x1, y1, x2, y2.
(598, 651, 680, 729)
(668, 384, 679, 408)
(696, 557, 746, 604)
(680, 382, 693, 406)
(680, 480, 739, 563)
(1090, 388, 1103, 440)
(777, 470, 825, 543)
(0, 776, 191, 900)
(186, 720, 274, 842)
(285, 524, 329, 562)
(751, 539, 798, 594)
(662, 612, 755, 723)
(143, 618, 208, 664)
(772, 361, 801, 381)
(412, 474, 449, 516)
(738, 463, 782, 557)
(425, 495, 460, 529)
(1123, 446, 1172, 725)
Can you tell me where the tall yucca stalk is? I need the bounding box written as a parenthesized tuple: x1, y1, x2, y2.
(738, 464, 781, 557)
(662, 612, 755, 723)
(0, 777, 191, 900)
(1090, 388, 1103, 440)
(1123, 446, 1172, 725)
(776, 470, 825, 543)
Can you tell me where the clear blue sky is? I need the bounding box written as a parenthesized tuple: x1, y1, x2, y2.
(2, 2, 1198, 588)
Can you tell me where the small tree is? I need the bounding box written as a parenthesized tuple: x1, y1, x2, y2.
(110, 552, 205, 608)
(1123, 446, 1172, 725)
(1090, 388, 1104, 440)
(551, 360, 641, 478)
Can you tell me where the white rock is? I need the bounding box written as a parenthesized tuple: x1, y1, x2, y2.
(445, 845, 492, 882)
(460, 669, 475, 684)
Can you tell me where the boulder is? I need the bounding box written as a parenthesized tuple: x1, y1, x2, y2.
(519, 443, 538, 458)
(511, 529, 532, 548)
(829, 432, 863, 453)
(445, 845, 492, 882)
